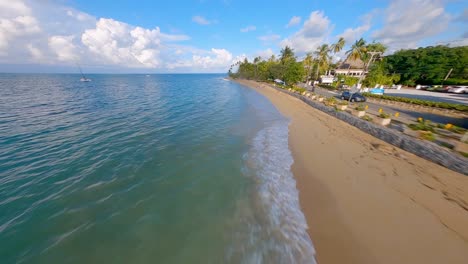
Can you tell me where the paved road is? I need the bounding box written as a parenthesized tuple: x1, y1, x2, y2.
(312, 88, 468, 128)
(384, 89, 468, 105)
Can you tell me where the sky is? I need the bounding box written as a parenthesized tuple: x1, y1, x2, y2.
(0, 0, 467, 73)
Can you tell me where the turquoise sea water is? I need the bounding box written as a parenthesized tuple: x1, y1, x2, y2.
(0, 74, 315, 263)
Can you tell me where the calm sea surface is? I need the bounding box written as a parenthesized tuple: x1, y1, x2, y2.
(0, 74, 315, 263)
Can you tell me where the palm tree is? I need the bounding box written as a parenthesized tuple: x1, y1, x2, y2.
(268, 54, 276, 62)
(314, 44, 331, 79)
(330, 37, 345, 54)
(346, 38, 367, 61)
(344, 38, 367, 75)
(363, 41, 386, 62)
(303, 52, 314, 83)
(280, 46, 295, 64)
(253, 56, 261, 80)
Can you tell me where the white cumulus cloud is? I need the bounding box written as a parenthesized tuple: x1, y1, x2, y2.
(0, 9, 41, 54)
(255, 48, 274, 59)
(167, 48, 236, 72)
(48, 35, 77, 61)
(81, 18, 167, 67)
(0, 0, 235, 71)
(192, 15, 212, 25)
(240, 25, 256, 32)
(372, 0, 451, 49)
(286, 16, 301, 28)
(258, 34, 281, 43)
(281, 11, 331, 53)
(338, 13, 372, 45)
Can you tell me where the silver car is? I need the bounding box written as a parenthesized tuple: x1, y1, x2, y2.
(447, 86, 468, 94)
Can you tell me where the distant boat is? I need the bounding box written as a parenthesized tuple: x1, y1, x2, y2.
(77, 64, 91, 82)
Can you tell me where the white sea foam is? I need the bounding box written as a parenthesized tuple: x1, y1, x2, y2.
(227, 120, 316, 264)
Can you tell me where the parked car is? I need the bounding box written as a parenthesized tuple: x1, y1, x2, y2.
(426, 85, 449, 92)
(447, 86, 468, 94)
(416, 85, 430, 90)
(389, 84, 402, 90)
(340, 91, 366, 102)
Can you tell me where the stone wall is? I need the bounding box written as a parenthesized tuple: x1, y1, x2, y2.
(272, 86, 468, 176)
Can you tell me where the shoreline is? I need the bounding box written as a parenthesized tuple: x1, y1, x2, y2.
(236, 79, 468, 264)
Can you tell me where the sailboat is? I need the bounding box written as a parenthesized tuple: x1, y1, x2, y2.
(77, 64, 91, 82)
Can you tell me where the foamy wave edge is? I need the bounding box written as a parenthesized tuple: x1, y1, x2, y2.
(227, 119, 317, 264)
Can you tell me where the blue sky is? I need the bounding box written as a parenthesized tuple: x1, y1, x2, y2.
(0, 0, 466, 73)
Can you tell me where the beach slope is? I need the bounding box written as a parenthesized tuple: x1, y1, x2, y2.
(237, 79, 468, 264)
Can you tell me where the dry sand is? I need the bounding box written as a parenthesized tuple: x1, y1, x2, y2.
(237, 79, 468, 264)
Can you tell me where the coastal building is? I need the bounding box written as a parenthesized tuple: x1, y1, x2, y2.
(333, 58, 366, 77)
(320, 75, 334, 84)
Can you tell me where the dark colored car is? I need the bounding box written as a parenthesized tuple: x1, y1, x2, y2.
(340, 91, 366, 102)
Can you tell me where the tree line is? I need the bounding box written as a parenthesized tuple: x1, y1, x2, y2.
(384, 45, 468, 86)
(229, 39, 468, 87)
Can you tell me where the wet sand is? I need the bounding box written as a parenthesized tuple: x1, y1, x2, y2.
(237, 79, 468, 264)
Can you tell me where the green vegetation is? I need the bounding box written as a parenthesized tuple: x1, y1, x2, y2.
(447, 125, 466, 134)
(362, 115, 373, 122)
(291, 86, 307, 93)
(378, 112, 391, 119)
(384, 45, 468, 86)
(419, 131, 436, 141)
(324, 97, 337, 106)
(362, 93, 468, 112)
(318, 84, 337, 90)
(334, 74, 359, 87)
(229, 46, 305, 85)
(435, 123, 467, 134)
(229, 37, 360, 86)
(363, 61, 400, 87)
(355, 104, 366, 111)
(229, 40, 467, 90)
(408, 118, 435, 132)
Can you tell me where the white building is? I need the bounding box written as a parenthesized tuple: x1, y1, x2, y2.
(320, 75, 334, 84)
(333, 58, 366, 77)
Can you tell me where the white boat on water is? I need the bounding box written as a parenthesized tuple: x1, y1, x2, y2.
(77, 64, 91, 82)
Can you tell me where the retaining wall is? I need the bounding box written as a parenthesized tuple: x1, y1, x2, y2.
(271, 85, 468, 176)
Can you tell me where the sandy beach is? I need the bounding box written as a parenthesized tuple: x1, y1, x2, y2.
(237, 79, 468, 264)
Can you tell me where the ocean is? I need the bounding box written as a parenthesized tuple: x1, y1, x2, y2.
(0, 74, 315, 263)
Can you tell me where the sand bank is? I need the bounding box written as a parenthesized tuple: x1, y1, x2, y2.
(237, 79, 468, 264)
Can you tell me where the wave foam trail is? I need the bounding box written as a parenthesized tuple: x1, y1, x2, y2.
(227, 120, 316, 264)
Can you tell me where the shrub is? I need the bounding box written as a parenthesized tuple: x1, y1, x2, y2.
(446, 125, 466, 134)
(318, 84, 337, 90)
(419, 131, 435, 141)
(362, 115, 373, 122)
(355, 104, 366, 111)
(408, 118, 434, 132)
(378, 112, 391, 118)
(362, 93, 468, 112)
(324, 97, 337, 105)
(291, 86, 306, 93)
(338, 100, 349, 105)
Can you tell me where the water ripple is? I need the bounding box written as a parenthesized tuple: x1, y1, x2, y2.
(0, 74, 307, 263)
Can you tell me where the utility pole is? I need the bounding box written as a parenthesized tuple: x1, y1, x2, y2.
(357, 51, 382, 87)
(444, 68, 453, 81)
(346, 52, 382, 103)
(441, 68, 453, 86)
